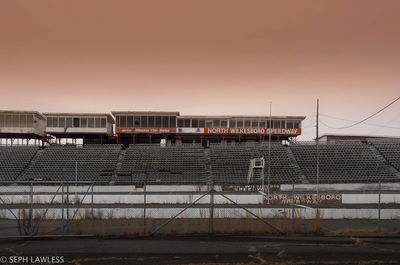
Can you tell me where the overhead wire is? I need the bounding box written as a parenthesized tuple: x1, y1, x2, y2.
(318, 96, 400, 130)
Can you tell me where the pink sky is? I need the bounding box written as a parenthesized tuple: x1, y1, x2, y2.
(0, 0, 399, 139)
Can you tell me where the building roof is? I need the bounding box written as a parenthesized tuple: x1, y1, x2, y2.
(317, 134, 400, 140)
(0, 110, 46, 120)
(179, 115, 306, 120)
(112, 111, 180, 116)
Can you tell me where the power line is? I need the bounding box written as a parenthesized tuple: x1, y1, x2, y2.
(319, 96, 400, 130)
(319, 113, 400, 130)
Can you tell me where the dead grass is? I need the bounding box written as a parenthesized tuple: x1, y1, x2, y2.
(313, 208, 324, 235)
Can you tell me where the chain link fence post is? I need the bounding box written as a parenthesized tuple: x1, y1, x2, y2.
(91, 184, 95, 235)
(66, 184, 70, 235)
(143, 176, 147, 235)
(209, 188, 214, 234)
(61, 183, 65, 236)
(291, 182, 295, 233)
(29, 182, 33, 236)
(378, 181, 381, 228)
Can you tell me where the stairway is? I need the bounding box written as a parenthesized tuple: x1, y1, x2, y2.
(17, 148, 44, 181)
(204, 149, 213, 185)
(367, 144, 400, 178)
(111, 149, 126, 183)
(286, 146, 309, 183)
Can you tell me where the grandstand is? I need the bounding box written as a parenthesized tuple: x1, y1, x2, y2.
(0, 140, 399, 184)
(209, 143, 301, 184)
(368, 138, 400, 172)
(117, 144, 208, 184)
(1, 109, 399, 185)
(0, 146, 38, 181)
(290, 142, 399, 183)
(18, 145, 120, 182)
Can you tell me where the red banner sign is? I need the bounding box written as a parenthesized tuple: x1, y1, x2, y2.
(116, 128, 176, 134)
(205, 128, 301, 135)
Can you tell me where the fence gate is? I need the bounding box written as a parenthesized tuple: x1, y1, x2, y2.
(150, 187, 282, 236)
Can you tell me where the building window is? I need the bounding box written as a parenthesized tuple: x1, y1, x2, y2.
(220, 120, 227, 128)
(198, 119, 205, 128)
(140, 116, 148, 127)
(287, 120, 294, 129)
(95, 118, 101, 128)
(155, 116, 162, 127)
(101, 118, 106, 128)
(27, 115, 34, 127)
(73, 118, 80, 128)
(134, 116, 140, 127)
(66, 118, 73, 128)
(81, 118, 87, 128)
(244, 120, 251, 127)
(120, 116, 127, 127)
(58, 117, 65, 128)
(293, 121, 300, 129)
(205, 120, 213, 127)
(148, 116, 155, 127)
(51, 117, 58, 127)
(11, 115, 19, 127)
(177, 119, 184, 127)
(0, 114, 4, 127)
(184, 119, 190, 127)
(251, 120, 258, 128)
(191, 119, 198, 128)
(47, 117, 52, 127)
(127, 116, 133, 127)
(228, 120, 236, 128)
(273, 120, 281, 128)
(237, 120, 244, 127)
(162, 116, 169, 128)
(88, 118, 95, 128)
(259, 120, 266, 128)
(19, 115, 27, 127)
(169, 116, 176, 127)
(5, 115, 12, 127)
(213, 120, 220, 127)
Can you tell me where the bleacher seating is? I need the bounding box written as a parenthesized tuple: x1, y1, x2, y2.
(290, 142, 399, 183)
(117, 144, 207, 184)
(0, 146, 38, 181)
(368, 138, 400, 171)
(209, 142, 301, 184)
(20, 145, 120, 182)
(0, 141, 399, 184)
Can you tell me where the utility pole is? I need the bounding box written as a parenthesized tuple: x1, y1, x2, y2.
(316, 99, 320, 199)
(316, 99, 319, 141)
(267, 101, 272, 203)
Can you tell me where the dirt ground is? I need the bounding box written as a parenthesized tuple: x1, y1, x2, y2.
(1, 235, 400, 264)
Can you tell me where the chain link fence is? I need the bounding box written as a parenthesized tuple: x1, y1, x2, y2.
(0, 181, 399, 238)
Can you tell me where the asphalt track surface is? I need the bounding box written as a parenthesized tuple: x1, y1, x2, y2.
(1, 236, 400, 264)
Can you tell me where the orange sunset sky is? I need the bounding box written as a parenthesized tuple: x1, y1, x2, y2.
(0, 0, 399, 140)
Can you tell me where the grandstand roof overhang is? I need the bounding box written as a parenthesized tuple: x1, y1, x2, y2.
(0, 110, 46, 120)
(43, 112, 115, 124)
(112, 111, 180, 116)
